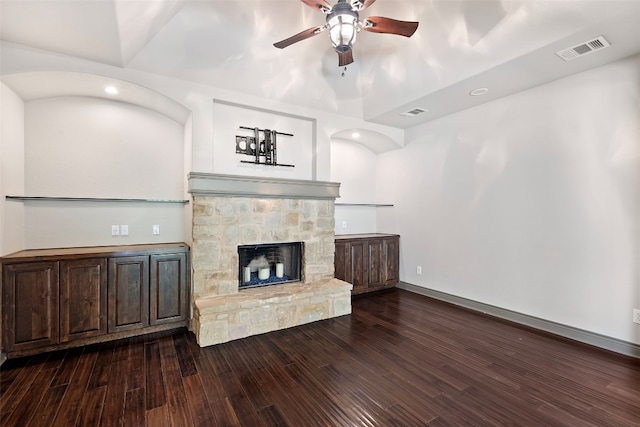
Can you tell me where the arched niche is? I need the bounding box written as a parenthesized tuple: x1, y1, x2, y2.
(330, 128, 402, 154)
(1, 71, 194, 248)
(1, 71, 190, 124)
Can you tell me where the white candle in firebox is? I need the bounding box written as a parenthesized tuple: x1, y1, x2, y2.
(258, 268, 270, 280)
(243, 267, 251, 283)
(276, 262, 284, 278)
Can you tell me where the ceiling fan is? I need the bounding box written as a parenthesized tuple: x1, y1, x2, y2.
(273, 0, 419, 67)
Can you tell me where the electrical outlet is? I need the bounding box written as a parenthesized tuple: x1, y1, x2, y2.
(120, 225, 128, 236)
(633, 309, 640, 325)
(153, 224, 160, 235)
(111, 225, 119, 236)
(417, 266, 422, 275)
(341, 220, 347, 229)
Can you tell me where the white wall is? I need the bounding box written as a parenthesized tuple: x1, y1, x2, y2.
(377, 54, 640, 344)
(0, 82, 25, 256)
(0, 82, 25, 360)
(23, 96, 185, 248)
(331, 138, 378, 235)
(183, 113, 193, 245)
(212, 102, 314, 180)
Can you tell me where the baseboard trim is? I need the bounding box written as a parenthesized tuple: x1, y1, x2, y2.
(396, 282, 640, 359)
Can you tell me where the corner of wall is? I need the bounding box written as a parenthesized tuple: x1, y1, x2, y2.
(0, 82, 26, 256)
(1, 82, 26, 362)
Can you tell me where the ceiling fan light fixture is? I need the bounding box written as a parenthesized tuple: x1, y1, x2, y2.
(274, 0, 418, 67)
(327, 3, 359, 53)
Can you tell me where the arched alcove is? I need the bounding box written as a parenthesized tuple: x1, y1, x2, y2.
(1, 72, 194, 249)
(329, 128, 400, 236)
(331, 128, 403, 154)
(1, 71, 190, 124)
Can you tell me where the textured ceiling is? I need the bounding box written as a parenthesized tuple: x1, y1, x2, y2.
(2, 0, 640, 129)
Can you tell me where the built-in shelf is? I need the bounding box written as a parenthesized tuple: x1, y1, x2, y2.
(335, 203, 394, 207)
(5, 196, 189, 204)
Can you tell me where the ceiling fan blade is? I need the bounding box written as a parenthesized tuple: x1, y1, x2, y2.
(338, 50, 354, 67)
(362, 16, 419, 37)
(301, 0, 332, 13)
(274, 26, 325, 49)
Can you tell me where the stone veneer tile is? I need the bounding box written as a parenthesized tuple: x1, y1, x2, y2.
(192, 196, 336, 298)
(194, 278, 352, 347)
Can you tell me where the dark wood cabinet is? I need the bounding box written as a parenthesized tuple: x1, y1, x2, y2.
(334, 240, 350, 284)
(60, 258, 107, 342)
(334, 234, 399, 295)
(368, 239, 384, 288)
(383, 237, 400, 285)
(3, 262, 60, 353)
(150, 253, 188, 326)
(2, 243, 189, 358)
(108, 256, 149, 333)
(349, 239, 368, 292)
(108, 252, 189, 333)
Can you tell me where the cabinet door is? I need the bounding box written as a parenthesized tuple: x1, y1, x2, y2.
(350, 240, 368, 293)
(60, 258, 107, 342)
(334, 241, 351, 283)
(3, 262, 59, 352)
(367, 239, 384, 288)
(108, 256, 149, 333)
(150, 253, 187, 326)
(383, 236, 400, 285)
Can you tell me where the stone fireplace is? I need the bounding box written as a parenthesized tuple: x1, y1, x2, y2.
(188, 173, 352, 347)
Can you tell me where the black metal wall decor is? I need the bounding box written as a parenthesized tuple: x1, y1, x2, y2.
(235, 126, 295, 167)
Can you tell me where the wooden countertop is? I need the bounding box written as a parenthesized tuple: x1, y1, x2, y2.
(334, 233, 399, 240)
(1, 242, 189, 263)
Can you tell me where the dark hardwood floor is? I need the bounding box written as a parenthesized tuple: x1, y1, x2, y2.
(1, 288, 639, 426)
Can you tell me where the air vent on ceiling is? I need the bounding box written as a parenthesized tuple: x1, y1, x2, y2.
(400, 107, 428, 118)
(555, 36, 610, 62)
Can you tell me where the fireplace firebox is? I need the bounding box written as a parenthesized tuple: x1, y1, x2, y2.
(238, 242, 302, 289)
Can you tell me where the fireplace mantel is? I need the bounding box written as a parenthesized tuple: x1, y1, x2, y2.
(188, 173, 340, 200)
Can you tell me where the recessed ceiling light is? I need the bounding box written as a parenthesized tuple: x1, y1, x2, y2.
(469, 87, 489, 96)
(352, 132, 360, 138)
(104, 86, 118, 95)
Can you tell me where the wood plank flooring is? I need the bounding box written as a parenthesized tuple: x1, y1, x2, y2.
(1, 288, 639, 426)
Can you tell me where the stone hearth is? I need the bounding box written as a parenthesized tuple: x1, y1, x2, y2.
(188, 173, 352, 347)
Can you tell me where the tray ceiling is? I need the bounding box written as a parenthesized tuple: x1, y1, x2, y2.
(2, 0, 640, 128)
